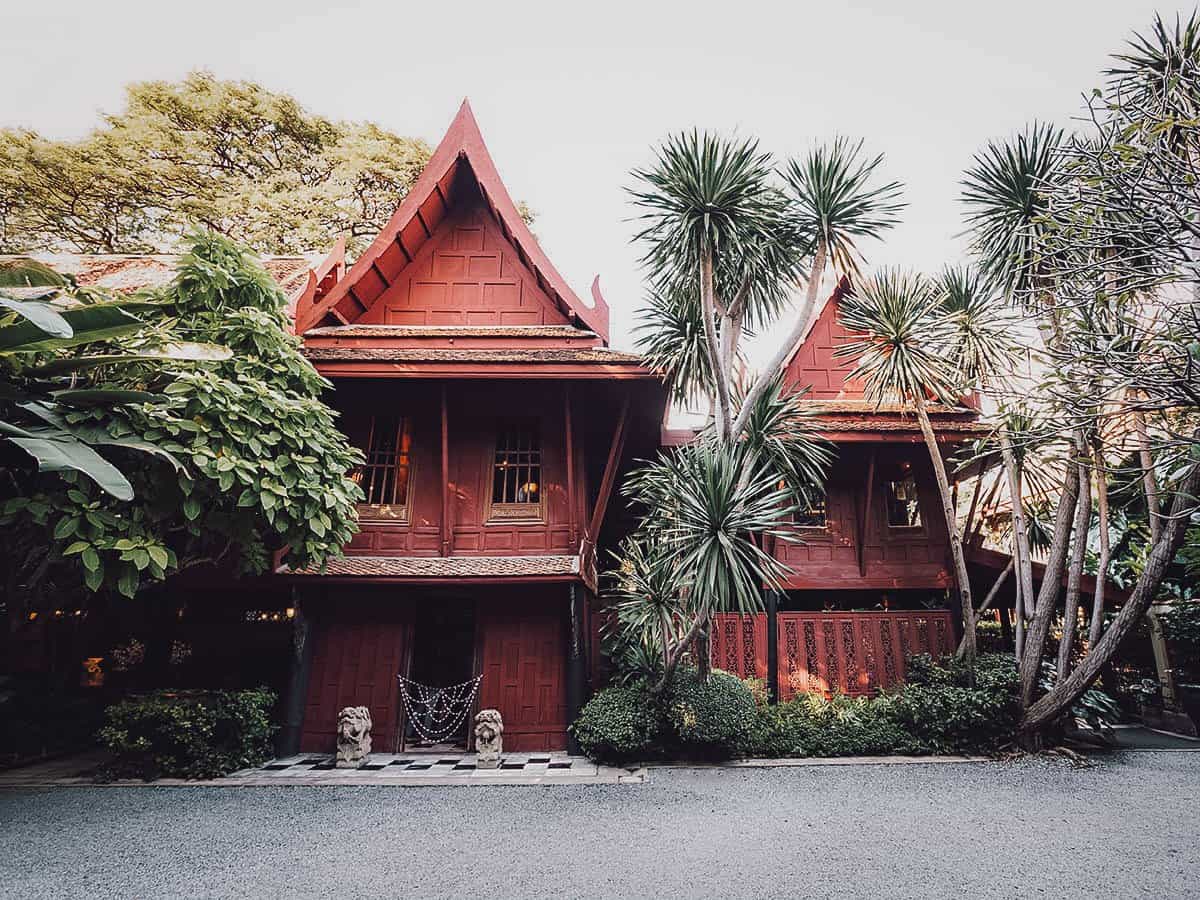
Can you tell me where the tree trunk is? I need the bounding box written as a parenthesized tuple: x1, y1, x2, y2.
(1057, 442, 1092, 681)
(1131, 408, 1182, 711)
(1020, 455, 1200, 735)
(1019, 461, 1081, 708)
(999, 430, 1036, 622)
(699, 247, 730, 441)
(914, 395, 976, 669)
(1014, 571, 1025, 662)
(956, 558, 1013, 656)
(730, 241, 828, 438)
(1087, 446, 1111, 649)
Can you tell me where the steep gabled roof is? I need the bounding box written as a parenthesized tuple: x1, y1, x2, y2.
(779, 275, 851, 375)
(294, 101, 610, 341)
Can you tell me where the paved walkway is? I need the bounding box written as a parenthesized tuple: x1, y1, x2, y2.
(0, 750, 642, 788)
(2, 751, 1197, 898)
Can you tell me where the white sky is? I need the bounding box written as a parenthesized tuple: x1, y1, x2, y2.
(1, 0, 1174, 358)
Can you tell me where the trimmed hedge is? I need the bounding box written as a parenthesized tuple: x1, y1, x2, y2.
(741, 653, 1020, 758)
(97, 688, 277, 781)
(667, 668, 756, 755)
(570, 682, 663, 764)
(573, 655, 1027, 763)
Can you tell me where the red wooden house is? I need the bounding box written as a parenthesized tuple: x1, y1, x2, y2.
(277, 101, 665, 754)
(700, 277, 993, 700)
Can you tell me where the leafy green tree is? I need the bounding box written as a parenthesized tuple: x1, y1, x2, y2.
(0, 72, 430, 254)
(0, 232, 362, 614)
(956, 13, 1200, 745)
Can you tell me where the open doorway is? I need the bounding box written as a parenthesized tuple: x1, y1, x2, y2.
(401, 598, 477, 750)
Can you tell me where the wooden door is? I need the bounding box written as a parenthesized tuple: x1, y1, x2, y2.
(300, 611, 412, 754)
(476, 593, 568, 752)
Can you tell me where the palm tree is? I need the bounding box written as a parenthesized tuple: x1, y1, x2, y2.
(630, 131, 904, 444)
(626, 131, 899, 681)
(960, 122, 1070, 695)
(619, 434, 802, 692)
(835, 269, 982, 666)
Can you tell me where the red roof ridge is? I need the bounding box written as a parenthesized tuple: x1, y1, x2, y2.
(295, 100, 610, 341)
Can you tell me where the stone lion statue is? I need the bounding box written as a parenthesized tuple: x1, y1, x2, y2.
(474, 708, 504, 768)
(336, 706, 372, 768)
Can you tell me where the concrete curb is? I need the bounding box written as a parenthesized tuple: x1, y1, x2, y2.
(1, 767, 648, 789)
(646, 754, 993, 770)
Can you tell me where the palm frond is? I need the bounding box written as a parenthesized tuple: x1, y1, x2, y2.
(629, 131, 785, 288)
(633, 284, 716, 405)
(959, 122, 1064, 297)
(783, 137, 906, 276)
(835, 268, 960, 405)
(733, 375, 835, 506)
(936, 264, 1018, 388)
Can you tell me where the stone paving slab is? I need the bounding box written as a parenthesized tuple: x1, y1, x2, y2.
(0, 751, 645, 787)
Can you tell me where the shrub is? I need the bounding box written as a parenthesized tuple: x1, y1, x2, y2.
(0, 680, 107, 768)
(739, 692, 908, 758)
(667, 668, 756, 756)
(888, 653, 1019, 754)
(739, 654, 1021, 758)
(570, 683, 663, 764)
(97, 688, 277, 780)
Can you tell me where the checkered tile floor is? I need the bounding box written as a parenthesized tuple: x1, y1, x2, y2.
(260, 753, 578, 775)
(210, 750, 648, 784)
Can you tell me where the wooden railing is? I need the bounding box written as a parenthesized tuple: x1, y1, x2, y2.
(708, 609, 956, 700)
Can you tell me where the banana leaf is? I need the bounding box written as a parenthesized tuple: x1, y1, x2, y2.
(0, 301, 164, 354)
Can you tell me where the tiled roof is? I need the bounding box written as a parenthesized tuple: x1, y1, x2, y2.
(814, 417, 990, 433)
(1, 253, 316, 296)
(800, 400, 978, 416)
(303, 324, 598, 339)
(302, 346, 645, 364)
(283, 554, 582, 578)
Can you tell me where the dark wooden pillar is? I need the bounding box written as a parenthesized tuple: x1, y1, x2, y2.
(566, 583, 588, 754)
(277, 587, 316, 757)
(440, 383, 451, 557)
(765, 589, 780, 703)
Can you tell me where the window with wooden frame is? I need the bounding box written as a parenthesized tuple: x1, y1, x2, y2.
(351, 415, 413, 521)
(489, 422, 542, 519)
(886, 473, 922, 528)
(795, 487, 828, 529)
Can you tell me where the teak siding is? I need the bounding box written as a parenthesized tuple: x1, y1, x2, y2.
(356, 197, 571, 328)
(775, 447, 952, 590)
(336, 381, 589, 558)
(782, 290, 866, 400)
(476, 592, 569, 751)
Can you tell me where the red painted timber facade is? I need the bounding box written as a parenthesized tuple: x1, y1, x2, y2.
(280, 102, 998, 754)
(284, 101, 663, 753)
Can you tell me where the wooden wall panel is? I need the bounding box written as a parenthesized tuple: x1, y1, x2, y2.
(300, 605, 412, 753)
(775, 446, 953, 589)
(783, 295, 866, 400)
(333, 381, 591, 559)
(476, 591, 568, 751)
(777, 610, 955, 699)
(356, 198, 570, 328)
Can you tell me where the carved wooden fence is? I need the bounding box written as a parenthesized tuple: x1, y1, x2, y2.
(708, 610, 956, 700)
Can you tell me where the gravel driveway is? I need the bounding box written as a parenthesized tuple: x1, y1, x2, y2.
(1, 752, 1196, 899)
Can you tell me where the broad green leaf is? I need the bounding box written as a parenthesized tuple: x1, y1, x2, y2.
(0, 298, 72, 338)
(5, 435, 134, 500)
(22, 342, 233, 377)
(0, 300, 161, 354)
(52, 389, 160, 407)
(84, 565, 104, 592)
